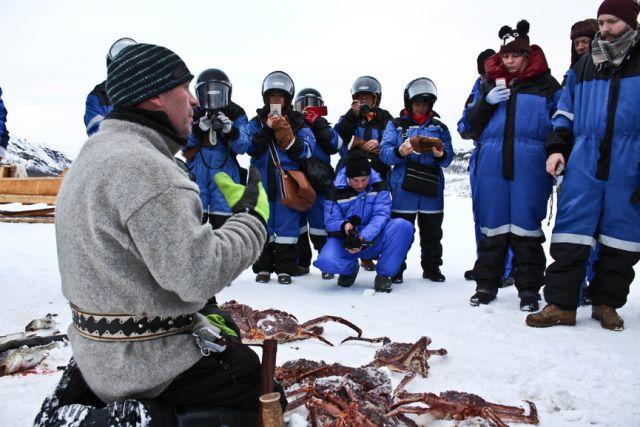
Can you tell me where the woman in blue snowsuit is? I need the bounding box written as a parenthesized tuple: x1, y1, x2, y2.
(183, 69, 249, 228)
(293, 88, 340, 279)
(314, 151, 414, 292)
(242, 71, 316, 285)
(380, 78, 453, 284)
(461, 20, 561, 311)
(458, 49, 515, 286)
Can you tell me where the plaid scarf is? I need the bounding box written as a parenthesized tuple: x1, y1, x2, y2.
(591, 29, 639, 69)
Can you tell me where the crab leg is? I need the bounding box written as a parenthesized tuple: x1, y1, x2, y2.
(299, 316, 363, 338)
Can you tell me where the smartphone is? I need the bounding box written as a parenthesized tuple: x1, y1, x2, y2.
(555, 162, 565, 176)
(495, 78, 507, 89)
(306, 105, 328, 116)
(270, 104, 282, 117)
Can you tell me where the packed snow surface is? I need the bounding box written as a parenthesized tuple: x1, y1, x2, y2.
(1, 197, 639, 426)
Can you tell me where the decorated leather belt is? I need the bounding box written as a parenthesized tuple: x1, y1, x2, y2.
(71, 304, 196, 342)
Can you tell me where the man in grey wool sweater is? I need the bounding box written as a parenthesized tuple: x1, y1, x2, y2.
(51, 43, 271, 423)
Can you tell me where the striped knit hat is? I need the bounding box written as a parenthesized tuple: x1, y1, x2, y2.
(106, 43, 194, 108)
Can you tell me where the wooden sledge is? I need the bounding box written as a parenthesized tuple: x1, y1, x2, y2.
(0, 175, 62, 204)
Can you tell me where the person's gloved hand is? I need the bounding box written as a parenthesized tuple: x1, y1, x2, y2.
(214, 165, 269, 224)
(272, 117, 295, 150)
(485, 86, 511, 105)
(217, 112, 233, 134)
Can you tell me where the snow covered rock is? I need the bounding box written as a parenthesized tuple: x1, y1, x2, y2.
(3, 136, 72, 177)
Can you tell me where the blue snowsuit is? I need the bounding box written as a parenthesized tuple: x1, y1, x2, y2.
(458, 77, 514, 280)
(314, 169, 414, 278)
(297, 116, 340, 268)
(379, 111, 453, 275)
(243, 106, 315, 275)
(544, 38, 640, 310)
(461, 46, 561, 297)
(0, 86, 9, 157)
(333, 107, 393, 178)
(182, 103, 249, 225)
(84, 81, 112, 136)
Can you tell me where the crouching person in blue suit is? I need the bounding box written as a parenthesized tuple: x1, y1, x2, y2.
(314, 151, 414, 292)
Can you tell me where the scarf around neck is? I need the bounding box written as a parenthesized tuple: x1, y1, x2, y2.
(591, 29, 639, 69)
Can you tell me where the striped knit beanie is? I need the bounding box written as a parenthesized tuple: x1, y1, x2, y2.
(106, 43, 194, 108)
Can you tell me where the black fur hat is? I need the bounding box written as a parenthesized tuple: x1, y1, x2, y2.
(499, 20, 531, 54)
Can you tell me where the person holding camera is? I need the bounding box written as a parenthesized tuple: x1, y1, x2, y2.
(314, 151, 414, 292)
(380, 78, 454, 284)
(334, 75, 393, 272)
(84, 37, 136, 136)
(293, 88, 340, 279)
(457, 49, 515, 287)
(182, 68, 249, 229)
(242, 71, 316, 285)
(460, 20, 561, 311)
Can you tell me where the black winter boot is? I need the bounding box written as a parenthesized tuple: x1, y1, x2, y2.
(255, 272, 271, 283)
(519, 294, 541, 312)
(464, 269, 475, 280)
(277, 273, 292, 285)
(423, 267, 446, 282)
(391, 272, 403, 284)
(338, 270, 358, 287)
(469, 290, 495, 306)
(374, 275, 392, 293)
(322, 272, 335, 280)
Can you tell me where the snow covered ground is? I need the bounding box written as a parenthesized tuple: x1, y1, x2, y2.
(1, 197, 639, 426)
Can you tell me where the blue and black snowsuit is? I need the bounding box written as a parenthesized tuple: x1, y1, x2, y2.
(243, 106, 315, 275)
(333, 106, 393, 178)
(0, 86, 9, 159)
(380, 111, 453, 275)
(314, 169, 414, 278)
(182, 103, 249, 228)
(297, 116, 340, 269)
(461, 46, 561, 298)
(544, 37, 640, 310)
(84, 81, 112, 136)
(458, 77, 514, 280)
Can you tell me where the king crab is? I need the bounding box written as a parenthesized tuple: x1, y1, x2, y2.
(276, 359, 538, 426)
(220, 300, 362, 345)
(343, 335, 447, 392)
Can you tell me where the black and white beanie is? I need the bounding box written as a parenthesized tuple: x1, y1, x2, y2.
(106, 43, 193, 108)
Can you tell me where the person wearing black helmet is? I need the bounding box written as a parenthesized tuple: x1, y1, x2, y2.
(241, 71, 317, 284)
(293, 88, 340, 279)
(182, 68, 249, 228)
(83, 37, 136, 136)
(380, 78, 454, 283)
(334, 75, 393, 272)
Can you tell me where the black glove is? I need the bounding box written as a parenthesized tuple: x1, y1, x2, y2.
(343, 233, 363, 250)
(287, 138, 304, 158)
(251, 129, 270, 157)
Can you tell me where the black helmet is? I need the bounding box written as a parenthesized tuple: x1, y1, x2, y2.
(403, 77, 437, 110)
(351, 76, 382, 107)
(262, 71, 295, 105)
(106, 37, 137, 66)
(195, 68, 232, 110)
(294, 88, 324, 112)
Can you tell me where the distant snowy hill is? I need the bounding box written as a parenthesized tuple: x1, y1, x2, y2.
(444, 148, 471, 197)
(4, 136, 72, 177)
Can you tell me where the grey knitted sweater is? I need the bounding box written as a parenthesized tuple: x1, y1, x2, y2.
(56, 117, 266, 403)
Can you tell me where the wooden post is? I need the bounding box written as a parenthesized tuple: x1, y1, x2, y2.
(258, 339, 282, 427)
(260, 392, 284, 427)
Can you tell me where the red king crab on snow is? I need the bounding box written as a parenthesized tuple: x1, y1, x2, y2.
(220, 300, 363, 345)
(276, 359, 539, 426)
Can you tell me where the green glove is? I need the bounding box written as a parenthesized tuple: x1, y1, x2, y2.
(214, 165, 269, 224)
(205, 314, 239, 338)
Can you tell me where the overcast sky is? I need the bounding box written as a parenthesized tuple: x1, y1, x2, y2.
(1, 0, 603, 157)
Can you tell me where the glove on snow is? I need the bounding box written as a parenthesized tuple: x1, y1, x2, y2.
(485, 86, 511, 105)
(271, 117, 295, 150)
(215, 166, 269, 224)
